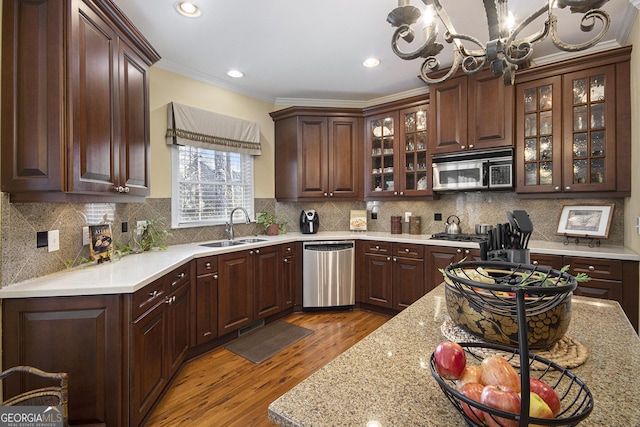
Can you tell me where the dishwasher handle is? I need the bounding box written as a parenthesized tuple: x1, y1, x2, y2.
(304, 242, 354, 251)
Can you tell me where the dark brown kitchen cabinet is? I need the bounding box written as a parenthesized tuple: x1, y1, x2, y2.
(363, 96, 432, 198)
(217, 250, 254, 336)
(270, 107, 363, 201)
(3, 295, 122, 427)
(425, 246, 481, 294)
(359, 241, 425, 311)
(282, 243, 298, 309)
(429, 70, 513, 155)
(194, 256, 218, 346)
(515, 47, 631, 197)
(1, 0, 160, 202)
(254, 245, 284, 319)
(130, 263, 190, 426)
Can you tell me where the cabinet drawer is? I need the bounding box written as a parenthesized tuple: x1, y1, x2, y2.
(362, 241, 391, 254)
(165, 263, 191, 292)
(132, 279, 166, 319)
(196, 256, 217, 276)
(563, 256, 622, 281)
(393, 243, 423, 259)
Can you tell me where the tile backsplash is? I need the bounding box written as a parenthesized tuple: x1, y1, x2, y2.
(0, 193, 625, 287)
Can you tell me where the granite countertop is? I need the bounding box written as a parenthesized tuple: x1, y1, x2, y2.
(268, 285, 640, 426)
(0, 231, 637, 299)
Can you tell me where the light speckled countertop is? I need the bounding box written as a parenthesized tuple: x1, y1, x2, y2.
(268, 285, 640, 426)
(0, 231, 637, 298)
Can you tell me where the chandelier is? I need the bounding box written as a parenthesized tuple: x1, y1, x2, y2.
(387, 0, 611, 85)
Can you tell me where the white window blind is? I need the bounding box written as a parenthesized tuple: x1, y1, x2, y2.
(172, 145, 254, 228)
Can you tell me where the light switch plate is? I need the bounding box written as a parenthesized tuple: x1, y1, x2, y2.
(48, 230, 60, 252)
(405, 212, 411, 222)
(83, 226, 90, 245)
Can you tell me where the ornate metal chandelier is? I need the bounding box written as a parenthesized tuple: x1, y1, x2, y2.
(387, 0, 611, 85)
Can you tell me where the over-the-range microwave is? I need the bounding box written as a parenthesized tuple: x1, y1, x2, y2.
(432, 148, 513, 191)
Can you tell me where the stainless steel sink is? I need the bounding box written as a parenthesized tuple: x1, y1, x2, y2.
(238, 238, 268, 243)
(200, 240, 247, 248)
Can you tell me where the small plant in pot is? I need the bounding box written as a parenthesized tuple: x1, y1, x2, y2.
(256, 210, 287, 236)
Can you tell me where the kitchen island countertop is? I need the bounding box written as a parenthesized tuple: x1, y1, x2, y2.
(268, 285, 640, 426)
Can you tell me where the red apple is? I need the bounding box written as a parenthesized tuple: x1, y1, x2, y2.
(481, 385, 521, 427)
(434, 341, 466, 380)
(455, 366, 483, 390)
(525, 392, 553, 427)
(458, 382, 485, 424)
(481, 356, 521, 393)
(530, 377, 561, 416)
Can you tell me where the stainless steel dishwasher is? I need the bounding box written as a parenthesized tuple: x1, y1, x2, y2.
(302, 241, 355, 310)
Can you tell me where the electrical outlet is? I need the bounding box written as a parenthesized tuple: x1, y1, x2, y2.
(83, 226, 90, 245)
(404, 212, 411, 222)
(136, 220, 147, 234)
(48, 230, 60, 252)
(122, 221, 128, 233)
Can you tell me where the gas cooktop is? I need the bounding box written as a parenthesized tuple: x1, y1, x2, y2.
(430, 233, 489, 243)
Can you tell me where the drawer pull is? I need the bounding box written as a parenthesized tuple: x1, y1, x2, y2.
(149, 290, 160, 299)
(464, 249, 470, 255)
(284, 258, 289, 264)
(404, 248, 410, 253)
(205, 262, 211, 269)
(165, 295, 176, 305)
(456, 249, 462, 254)
(392, 257, 397, 262)
(588, 265, 595, 271)
(375, 245, 380, 250)
(213, 274, 218, 280)
(532, 260, 539, 265)
(386, 256, 391, 261)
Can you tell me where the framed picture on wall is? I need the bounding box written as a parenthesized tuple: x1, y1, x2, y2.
(89, 224, 113, 263)
(556, 204, 614, 239)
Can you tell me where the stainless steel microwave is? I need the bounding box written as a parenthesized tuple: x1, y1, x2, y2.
(432, 148, 513, 191)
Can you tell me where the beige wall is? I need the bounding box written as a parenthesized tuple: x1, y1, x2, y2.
(148, 68, 276, 199)
(625, 14, 640, 253)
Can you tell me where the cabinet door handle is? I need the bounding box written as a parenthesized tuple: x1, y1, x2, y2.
(394, 191, 398, 196)
(399, 191, 404, 196)
(554, 186, 561, 191)
(386, 256, 391, 261)
(565, 186, 572, 191)
(588, 265, 595, 271)
(323, 192, 328, 197)
(286, 247, 292, 252)
(249, 250, 254, 254)
(460, 145, 466, 150)
(468, 144, 474, 149)
(393, 257, 397, 262)
(255, 249, 260, 254)
(149, 290, 160, 299)
(329, 192, 334, 197)
(165, 295, 176, 305)
(213, 274, 218, 279)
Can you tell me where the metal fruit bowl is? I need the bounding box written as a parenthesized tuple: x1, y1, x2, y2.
(430, 342, 594, 427)
(443, 261, 578, 349)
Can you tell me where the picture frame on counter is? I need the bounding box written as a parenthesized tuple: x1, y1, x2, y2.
(556, 204, 614, 238)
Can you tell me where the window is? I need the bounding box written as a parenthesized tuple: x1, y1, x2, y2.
(171, 145, 254, 228)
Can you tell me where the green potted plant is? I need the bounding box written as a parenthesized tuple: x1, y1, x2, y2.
(256, 210, 287, 236)
(137, 217, 173, 252)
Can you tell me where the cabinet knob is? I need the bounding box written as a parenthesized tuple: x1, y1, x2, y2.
(565, 186, 572, 191)
(286, 247, 292, 252)
(213, 274, 218, 280)
(460, 145, 466, 150)
(123, 186, 130, 193)
(329, 192, 334, 197)
(393, 257, 397, 262)
(249, 250, 254, 254)
(284, 258, 289, 263)
(375, 245, 380, 250)
(324, 192, 328, 197)
(113, 185, 130, 193)
(532, 260, 539, 265)
(205, 262, 211, 269)
(468, 144, 474, 149)
(255, 249, 260, 254)
(464, 249, 470, 255)
(554, 186, 561, 191)
(456, 249, 462, 254)
(386, 256, 391, 261)
(404, 248, 410, 253)
(399, 191, 404, 196)
(588, 265, 595, 271)
(394, 191, 398, 196)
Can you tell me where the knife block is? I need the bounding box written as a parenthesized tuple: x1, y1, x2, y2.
(487, 249, 530, 264)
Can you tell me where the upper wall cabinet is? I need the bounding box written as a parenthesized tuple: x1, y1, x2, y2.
(270, 107, 363, 201)
(428, 70, 514, 155)
(515, 47, 631, 197)
(363, 100, 432, 198)
(1, 0, 160, 202)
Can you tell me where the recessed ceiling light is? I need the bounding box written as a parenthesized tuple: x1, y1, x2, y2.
(363, 57, 381, 68)
(227, 70, 244, 78)
(176, 2, 201, 18)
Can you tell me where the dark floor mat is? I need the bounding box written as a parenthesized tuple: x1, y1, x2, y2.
(224, 321, 313, 363)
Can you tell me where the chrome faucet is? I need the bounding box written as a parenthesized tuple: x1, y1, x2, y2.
(225, 207, 250, 240)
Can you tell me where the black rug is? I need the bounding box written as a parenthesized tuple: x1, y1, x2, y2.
(224, 321, 313, 364)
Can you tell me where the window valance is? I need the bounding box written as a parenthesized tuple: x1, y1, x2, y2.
(166, 102, 261, 155)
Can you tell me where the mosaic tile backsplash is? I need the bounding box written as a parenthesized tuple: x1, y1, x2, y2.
(0, 193, 625, 287)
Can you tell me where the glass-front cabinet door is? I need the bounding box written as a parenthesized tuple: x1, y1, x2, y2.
(366, 112, 399, 197)
(399, 104, 431, 196)
(516, 76, 562, 193)
(562, 65, 616, 192)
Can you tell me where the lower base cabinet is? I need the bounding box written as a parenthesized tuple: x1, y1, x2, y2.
(425, 246, 482, 294)
(2, 295, 122, 427)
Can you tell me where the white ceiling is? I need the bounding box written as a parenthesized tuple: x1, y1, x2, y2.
(112, 0, 637, 107)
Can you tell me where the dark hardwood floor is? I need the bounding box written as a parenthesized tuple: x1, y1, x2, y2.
(144, 310, 390, 426)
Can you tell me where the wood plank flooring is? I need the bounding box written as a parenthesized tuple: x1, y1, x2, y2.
(144, 310, 390, 427)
